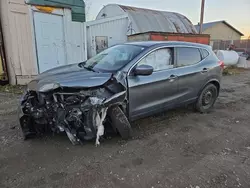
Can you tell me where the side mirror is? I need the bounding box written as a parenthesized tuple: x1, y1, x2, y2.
(134, 65, 153, 76)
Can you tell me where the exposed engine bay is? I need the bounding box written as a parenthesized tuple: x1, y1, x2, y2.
(19, 77, 131, 146)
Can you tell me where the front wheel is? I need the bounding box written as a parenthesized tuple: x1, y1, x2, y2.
(108, 106, 132, 139)
(196, 84, 218, 113)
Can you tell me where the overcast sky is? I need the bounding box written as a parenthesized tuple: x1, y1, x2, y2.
(86, 0, 250, 38)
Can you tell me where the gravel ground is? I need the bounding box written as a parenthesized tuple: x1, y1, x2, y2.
(1, 72, 250, 188)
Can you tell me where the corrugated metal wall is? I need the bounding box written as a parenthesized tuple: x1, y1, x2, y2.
(96, 4, 198, 34)
(64, 9, 87, 64)
(86, 16, 129, 58)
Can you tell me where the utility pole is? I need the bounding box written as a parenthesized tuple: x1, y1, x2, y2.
(199, 0, 206, 34)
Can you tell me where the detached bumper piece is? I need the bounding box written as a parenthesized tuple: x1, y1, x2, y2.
(19, 86, 131, 146)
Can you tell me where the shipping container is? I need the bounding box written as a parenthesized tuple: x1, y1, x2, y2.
(128, 32, 210, 45)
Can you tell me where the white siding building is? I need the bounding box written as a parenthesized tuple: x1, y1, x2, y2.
(0, 0, 87, 85)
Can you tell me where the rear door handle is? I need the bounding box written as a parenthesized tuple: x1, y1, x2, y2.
(201, 68, 208, 73)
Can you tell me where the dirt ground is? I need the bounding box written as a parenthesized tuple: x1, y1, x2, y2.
(1, 72, 250, 188)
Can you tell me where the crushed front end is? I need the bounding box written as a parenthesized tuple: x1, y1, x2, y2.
(19, 78, 131, 146)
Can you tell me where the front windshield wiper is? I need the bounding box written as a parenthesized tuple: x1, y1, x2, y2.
(83, 65, 96, 72)
(78, 62, 85, 68)
(78, 62, 96, 72)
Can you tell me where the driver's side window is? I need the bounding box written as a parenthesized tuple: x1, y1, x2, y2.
(137, 48, 173, 72)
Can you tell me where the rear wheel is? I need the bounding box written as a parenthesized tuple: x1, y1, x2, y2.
(196, 84, 218, 113)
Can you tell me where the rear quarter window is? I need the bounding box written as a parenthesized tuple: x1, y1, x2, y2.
(176, 47, 202, 67)
(200, 49, 209, 59)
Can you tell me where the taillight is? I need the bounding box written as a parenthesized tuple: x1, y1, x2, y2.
(218, 61, 224, 69)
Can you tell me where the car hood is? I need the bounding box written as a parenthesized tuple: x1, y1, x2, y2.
(28, 63, 113, 92)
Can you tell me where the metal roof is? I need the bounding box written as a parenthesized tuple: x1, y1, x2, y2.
(97, 4, 198, 34)
(26, 0, 85, 22)
(195, 21, 244, 36)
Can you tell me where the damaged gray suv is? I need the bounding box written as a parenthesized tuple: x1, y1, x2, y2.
(19, 41, 223, 145)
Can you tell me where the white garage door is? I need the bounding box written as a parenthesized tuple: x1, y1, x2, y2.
(34, 12, 66, 73)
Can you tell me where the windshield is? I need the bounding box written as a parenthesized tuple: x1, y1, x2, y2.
(83, 44, 145, 72)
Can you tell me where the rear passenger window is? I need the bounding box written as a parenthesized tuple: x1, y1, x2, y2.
(201, 49, 209, 59)
(176, 47, 202, 67)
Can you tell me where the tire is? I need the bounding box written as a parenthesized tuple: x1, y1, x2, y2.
(196, 84, 218, 113)
(108, 106, 132, 139)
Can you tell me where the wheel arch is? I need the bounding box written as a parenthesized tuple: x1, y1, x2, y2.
(199, 79, 221, 97)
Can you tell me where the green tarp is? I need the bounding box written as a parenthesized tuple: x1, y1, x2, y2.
(26, 0, 85, 22)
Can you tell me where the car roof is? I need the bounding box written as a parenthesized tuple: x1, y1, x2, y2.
(126, 41, 211, 49)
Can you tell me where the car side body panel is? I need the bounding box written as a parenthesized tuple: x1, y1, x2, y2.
(125, 42, 222, 121)
(127, 68, 179, 119)
(175, 50, 221, 104)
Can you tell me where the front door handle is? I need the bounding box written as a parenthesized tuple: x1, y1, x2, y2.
(168, 75, 178, 82)
(201, 68, 208, 73)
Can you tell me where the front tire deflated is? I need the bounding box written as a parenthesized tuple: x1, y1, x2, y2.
(108, 106, 132, 139)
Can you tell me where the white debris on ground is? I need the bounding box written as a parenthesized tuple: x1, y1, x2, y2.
(95, 108, 108, 146)
(89, 97, 109, 146)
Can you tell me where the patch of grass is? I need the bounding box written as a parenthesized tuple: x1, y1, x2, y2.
(223, 66, 246, 76)
(0, 84, 25, 94)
